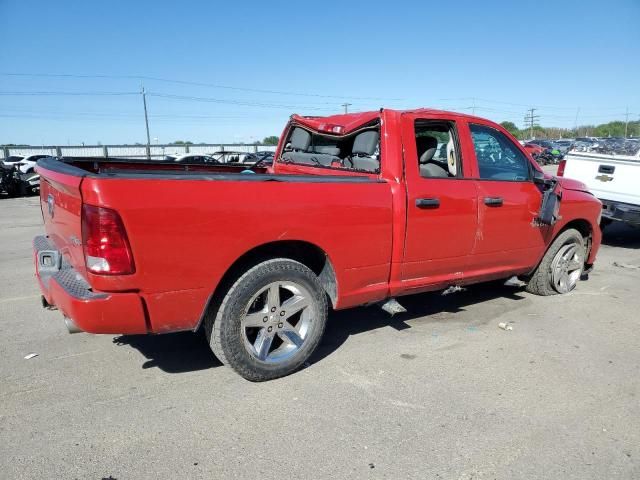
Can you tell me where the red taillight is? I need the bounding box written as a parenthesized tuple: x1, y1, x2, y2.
(81, 204, 135, 275)
(557, 159, 566, 177)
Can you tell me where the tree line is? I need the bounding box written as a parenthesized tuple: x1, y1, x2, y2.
(499, 120, 640, 140)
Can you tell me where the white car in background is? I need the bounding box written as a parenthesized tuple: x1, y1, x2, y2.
(1, 155, 24, 167)
(15, 154, 55, 174)
(165, 154, 221, 164)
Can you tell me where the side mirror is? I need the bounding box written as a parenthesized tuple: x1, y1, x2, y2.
(538, 188, 561, 225)
(532, 169, 547, 184)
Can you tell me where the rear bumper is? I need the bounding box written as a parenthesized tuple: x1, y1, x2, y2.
(34, 235, 147, 334)
(601, 199, 640, 225)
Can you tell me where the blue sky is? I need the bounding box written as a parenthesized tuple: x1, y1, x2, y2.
(1, 0, 638, 145)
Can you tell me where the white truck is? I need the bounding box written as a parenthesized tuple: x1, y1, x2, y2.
(558, 149, 640, 227)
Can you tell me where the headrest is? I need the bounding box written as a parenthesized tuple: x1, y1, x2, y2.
(417, 136, 438, 164)
(447, 137, 457, 177)
(290, 127, 311, 151)
(313, 145, 340, 156)
(352, 131, 379, 156)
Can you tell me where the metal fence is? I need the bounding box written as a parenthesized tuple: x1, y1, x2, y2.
(0, 143, 277, 160)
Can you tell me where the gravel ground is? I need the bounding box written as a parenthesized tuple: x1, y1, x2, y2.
(1, 191, 639, 480)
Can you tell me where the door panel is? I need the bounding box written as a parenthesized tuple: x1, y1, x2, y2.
(403, 180, 478, 283)
(400, 114, 479, 287)
(465, 123, 547, 277)
(468, 180, 545, 274)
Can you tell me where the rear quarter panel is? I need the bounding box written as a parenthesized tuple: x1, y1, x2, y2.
(80, 176, 393, 332)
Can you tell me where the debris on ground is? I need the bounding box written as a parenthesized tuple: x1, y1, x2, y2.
(504, 276, 526, 287)
(613, 261, 640, 270)
(442, 285, 465, 296)
(23, 353, 38, 360)
(498, 322, 513, 331)
(380, 298, 407, 316)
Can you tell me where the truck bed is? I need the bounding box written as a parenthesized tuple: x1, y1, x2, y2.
(36, 157, 394, 333)
(54, 156, 272, 176)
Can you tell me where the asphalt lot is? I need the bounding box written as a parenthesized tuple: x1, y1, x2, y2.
(1, 188, 639, 480)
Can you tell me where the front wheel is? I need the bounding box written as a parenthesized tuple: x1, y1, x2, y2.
(526, 228, 586, 296)
(205, 259, 328, 381)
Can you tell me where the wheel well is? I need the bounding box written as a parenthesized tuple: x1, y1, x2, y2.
(194, 241, 337, 331)
(561, 218, 592, 239)
(559, 218, 594, 264)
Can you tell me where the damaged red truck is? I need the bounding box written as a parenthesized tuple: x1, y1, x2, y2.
(34, 108, 602, 381)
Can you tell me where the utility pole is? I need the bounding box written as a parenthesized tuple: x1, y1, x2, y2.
(624, 106, 629, 138)
(471, 98, 476, 115)
(141, 85, 151, 160)
(341, 102, 352, 114)
(524, 108, 540, 140)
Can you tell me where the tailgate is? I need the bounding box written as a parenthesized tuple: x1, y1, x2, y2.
(38, 163, 88, 279)
(563, 153, 640, 205)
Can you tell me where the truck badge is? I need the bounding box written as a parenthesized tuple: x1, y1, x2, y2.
(595, 175, 613, 182)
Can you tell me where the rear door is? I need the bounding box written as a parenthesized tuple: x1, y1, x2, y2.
(465, 122, 546, 276)
(400, 113, 478, 289)
(38, 163, 87, 278)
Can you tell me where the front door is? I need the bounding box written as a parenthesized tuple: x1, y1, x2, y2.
(400, 114, 479, 290)
(465, 123, 547, 277)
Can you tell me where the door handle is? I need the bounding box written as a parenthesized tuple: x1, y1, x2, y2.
(416, 198, 440, 208)
(484, 196, 503, 206)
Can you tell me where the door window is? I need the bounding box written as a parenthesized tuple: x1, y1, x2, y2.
(414, 121, 461, 178)
(469, 124, 530, 181)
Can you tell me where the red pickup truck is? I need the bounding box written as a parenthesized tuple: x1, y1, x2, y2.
(34, 108, 602, 381)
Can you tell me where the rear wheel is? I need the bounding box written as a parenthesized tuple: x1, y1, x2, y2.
(205, 259, 328, 381)
(526, 228, 586, 296)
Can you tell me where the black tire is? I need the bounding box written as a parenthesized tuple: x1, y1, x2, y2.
(204, 258, 328, 381)
(526, 228, 586, 296)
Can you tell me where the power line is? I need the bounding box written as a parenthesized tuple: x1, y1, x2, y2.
(436, 96, 637, 112)
(0, 72, 400, 101)
(0, 91, 138, 96)
(148, 92, 338, 111)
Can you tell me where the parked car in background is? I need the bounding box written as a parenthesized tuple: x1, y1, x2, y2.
(0, 163, 40, 197)
(0, 164, 21, 196)
(210, 150, 259, 164)
(19, 171, 41, 195)
(172, 154, 221, 164)
(594, 138, 640, 156)
(558, 148, 640, 228)
(553, 140, 574, 154)
(254, 151, 275, 165)
(16, 154, 55, 174)
(528, 140, 556, 150)
(1, 155, 24, 167)
(524, 142, 545, 157)
(34, 107, 602, 381)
